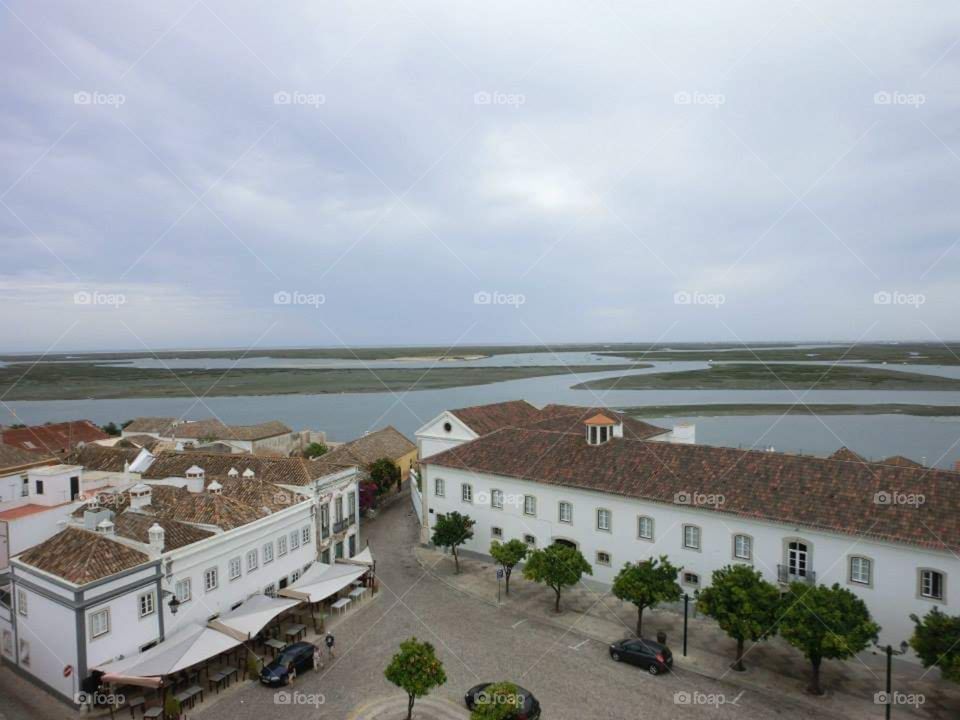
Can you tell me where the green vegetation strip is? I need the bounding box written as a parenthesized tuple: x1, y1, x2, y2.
(573, 363, 960, 391)
(0, 363, 651, 400)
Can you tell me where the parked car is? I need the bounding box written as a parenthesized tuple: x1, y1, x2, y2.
(609, 637, 673, 674)
(464, 683, 541, 720)
(259, 641, 317, 686)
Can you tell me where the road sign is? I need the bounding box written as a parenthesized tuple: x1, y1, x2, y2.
(63, 665, 72, 677)
(496, 569, 504, 579)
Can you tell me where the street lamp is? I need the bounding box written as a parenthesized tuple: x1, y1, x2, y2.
(162, 590, 181, 615)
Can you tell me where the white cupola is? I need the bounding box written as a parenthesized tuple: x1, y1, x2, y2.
(585, 413, 617, 446)
(242, 468, 255, 479)
(227, 467, 239, 477)
(96, 519, 115, 535)
(208, 480, 223, 495)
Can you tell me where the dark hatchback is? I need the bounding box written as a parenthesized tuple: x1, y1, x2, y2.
(259, 641, 317, 686)
(609, 638, 673, 674)
(464, 683, 541, 720)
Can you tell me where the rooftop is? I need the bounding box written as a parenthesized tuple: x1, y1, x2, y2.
(17, 526, 151, 585)
(124, 417, 292, 441)
(0, 442, 55, 472)
(1, 420, 109, 455)
(449, 400, 543, 436)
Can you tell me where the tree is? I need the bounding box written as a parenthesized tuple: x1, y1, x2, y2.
(431, 512, 475, 573)
(470, 682, 524, 720)
(779, 582, 879, 695)
(522, 543, 592, 613)
(612, 555, 681, 636)
(369, 457, 400, 496)
(489, 539, 528, 595)
(100, 421, 121, 436)
(697, 564, 781, 671)
(305, 442, 328, 458)
(359, 480, 379, 514)
(910, 607, 960, 683)
(384, 637, 447, 720)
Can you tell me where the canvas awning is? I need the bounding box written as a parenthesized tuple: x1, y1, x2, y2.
(208, 594, 302, 641)
(342, 545, 374, 566)
(278, 562, 366, 603)
(95, 623, 240, 678)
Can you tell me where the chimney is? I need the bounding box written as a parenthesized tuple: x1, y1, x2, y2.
(84, 504, 112, 530)
(242, 468, 255, 479)
(96, 519, 115, 536)
(148, 523, 165, 552)
(129, 483, 153, 510)
(671, 423, 696, 445)
(227, 467, 239, 477)
(208, 480, 223, 495)
(185, 465, 205, 493)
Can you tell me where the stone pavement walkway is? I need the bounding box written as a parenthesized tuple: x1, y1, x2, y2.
(347, 695, 469, 719)
(415, 545, 960, 720)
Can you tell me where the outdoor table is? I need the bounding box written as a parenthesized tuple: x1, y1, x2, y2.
(331, 597, 351, 615)
(127, 695, 145, 717)
(175, 685, 203, 709)
(348, 587, 367, 602)
(264, 638, 286, 656)
(208, 671, 227, 694)
(222, 666, 238, 686)
(284, 623, 307, 642)
(142, 708, 162, 720)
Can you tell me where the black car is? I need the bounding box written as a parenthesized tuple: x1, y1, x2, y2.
(609, 638, 673, 674)
(464, 683, 541, 720)
(259, 641, 317, 686)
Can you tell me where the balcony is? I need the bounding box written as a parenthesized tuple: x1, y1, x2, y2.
(777, 564, 816, 585)
(321, 523, 330, 539)
(333, 517, 353, 534)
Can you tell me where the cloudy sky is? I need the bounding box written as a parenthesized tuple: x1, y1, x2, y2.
(1, 1, 959, 352)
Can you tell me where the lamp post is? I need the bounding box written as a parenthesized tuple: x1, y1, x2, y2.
(875, 641, 909, 719)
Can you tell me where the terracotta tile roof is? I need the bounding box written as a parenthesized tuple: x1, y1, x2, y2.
(203, 476, 299, 513)
(331, 427, 416, 467)
(0, 442, 55, 472)
(0, 503, 67, 521)
(112, 512, 214, 551)
(17, 527, 151, 585)
(116, 435, 165, 452)
(65, 445, 141, 472)
(828, 446, 868, 463)
(584, 413, 617, 426)
(1, 420, 108, 455)
(122, 417, 178, 434)
(527, 405, 668, 441)
(124, 418, 292, 441)
(143, 451, 314, 486)
(881, 455, 924, 468)
(425, 428, 960, 552)
(450, 400, 542, 436)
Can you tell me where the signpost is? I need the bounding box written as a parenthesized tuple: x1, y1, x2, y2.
(496, 568, 504, 604)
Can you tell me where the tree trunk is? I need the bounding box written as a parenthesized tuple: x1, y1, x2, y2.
(554, 587, 561, 613)
(636, 605, 644, 636)
(733, 637, 745, 672)
(505, 567, 512, 595)
(407, 694, 415, 720)
(808, 656, 823, 695)
(452, 546, 460, 573)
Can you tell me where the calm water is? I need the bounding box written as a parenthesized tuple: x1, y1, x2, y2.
(3, 362, 960, 469)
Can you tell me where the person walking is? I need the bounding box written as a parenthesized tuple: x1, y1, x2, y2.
(313, 645, 323, 672)
(325, 632, 335, 659)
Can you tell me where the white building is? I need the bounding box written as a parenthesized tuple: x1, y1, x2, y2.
(122, 417, 322, 456)
(417, 402, 958, 654)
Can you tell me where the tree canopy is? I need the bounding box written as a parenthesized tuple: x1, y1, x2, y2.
(384, 637, 447, 720)
(910, 607, 960, 683)
(611, 555, 682, 636)
(431, 511, 475, 573)
(489, 539, 529, 595)
(522, 543, 592, 612)
(304, 442, 328, 458)
(369, 457, 401, 495)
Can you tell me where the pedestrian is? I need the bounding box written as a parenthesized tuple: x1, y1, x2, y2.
(325, 632, 335, 659)
(313, 646, 322, 671)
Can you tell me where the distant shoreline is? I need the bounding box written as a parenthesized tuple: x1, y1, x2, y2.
(622, 403, 960, 418)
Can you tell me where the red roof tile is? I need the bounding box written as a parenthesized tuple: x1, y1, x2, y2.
(450, 400, 542, 436)
(2, 421, 108, 455)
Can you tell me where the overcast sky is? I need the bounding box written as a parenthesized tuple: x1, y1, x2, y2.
(1, 1, 959, 352)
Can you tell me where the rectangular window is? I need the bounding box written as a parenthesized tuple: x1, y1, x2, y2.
(320, 548, 330, 564)
(734, 534, 752, 560)
(335, 541, 344, 559)
(597, 508, 611, 532)
(290, 530, 300, 551)
(138, 591, 156, 618)
(264, 583, 276, 598)
(491, 489, 503, 509)
(175, 578, 192, 603)
(247, 549, 259, 572)
(229, 557, 242, 581)
(435, 478, 445, 497)
(596, 551, 611, 566)
(20, 477, 28, 497)
(335, 496, 344, 523)
(683, 572, 700, 586)
(302, 526, 311, 545)
(348, 491, 356, 518)
(559, 501, 572, 524)
(16, 589, 27, 617)
(321, 504, 330, 537)
(291, 569, 301, 583)
(90, 608, 110, 639)
(637, 516, 654, 540)
(523, 534, 536, 546)
(523, 495, 536, 516)
(278, 536, 288, 556)
(491, 526, 503, 538)
(920, 569, 944, 600)
(683, 525, 701, 550)
(349, 534, 356, 557)
(849, 556, 871, 585)
(1, 629, 12, 657)
(35, 480, 44, 495)
(18, 638, 30, 667)
(204, 567, 219, 592)
(461, 484, 473, 503)
(263, 541, 275, 564)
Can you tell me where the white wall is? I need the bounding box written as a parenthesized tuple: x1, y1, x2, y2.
(423, 464, 957, 651)
(83, 566, 162, 670)
(416, 412, 477, 460)
(10, 577, 79, 700)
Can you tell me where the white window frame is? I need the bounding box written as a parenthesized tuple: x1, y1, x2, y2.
(596, 508, 612, 532)
(263, 541, 275, 564)
(683, 524, 701, 551)
(849, 556, 872, 586)
(919, 568, 945, 602)
(290, 530, 301, 551)
(491, 526, 503, 538)
(523, 495, 536, 516)
(733, 534, 753, 561)
(523, 534, 536, 546)
(491, 489, 504, 509)
(138, 591, 156, 618)
(228, 556, 242, 581)
(596, 551, 611, 566)
(90, 608, 111, 639)
(247, 549, 259, 572)
(637, 515, 654, 541)
(302, 526, 311, 545)
(558, 501, 573, 524)
(278, 535, 288, 556)
(682, 571, 700, 587)
(461, 483, 473, 504)
(204, 567, 219, 592)
(175, 578, 192, 603)
(16, 589, 27, 617)
(435, 477, 445, 497)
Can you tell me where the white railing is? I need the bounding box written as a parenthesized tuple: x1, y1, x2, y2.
(410, 477, 423, 524)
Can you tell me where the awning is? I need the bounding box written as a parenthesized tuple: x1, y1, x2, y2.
(279, 562, 366, 603)
(95, 624, 240, 678)
(209, 594, 302, 641)
(342, 545, 374, 566)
